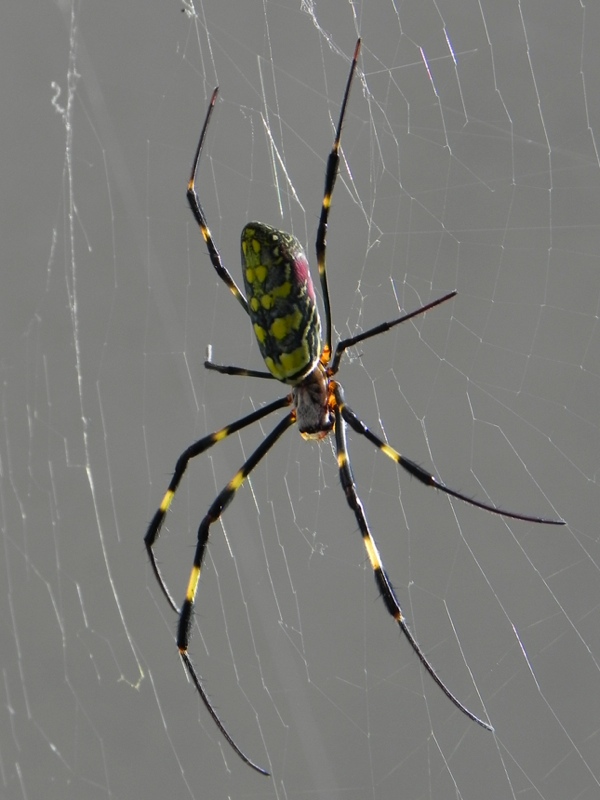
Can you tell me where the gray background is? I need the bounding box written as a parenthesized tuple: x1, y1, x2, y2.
(1, 1, 599, 798)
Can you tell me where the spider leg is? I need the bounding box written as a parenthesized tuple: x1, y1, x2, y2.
(178, 410, 295, 647)
(204, 345, 275, 380)
(204, 361, 275, 380)
(179, 650, 270, 776)
(332, 384, 493, 731)
(329, 291, 457, 375)
(338, 394, 565, 525)
(144, 395, 291, 614)
(316, 39, 362, 364)
(177, 410, 295, 775)
(187, 87, 250, 316)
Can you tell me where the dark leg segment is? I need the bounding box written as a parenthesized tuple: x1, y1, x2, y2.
(204, 344, 275, 380)
(329, 291, 457, 375)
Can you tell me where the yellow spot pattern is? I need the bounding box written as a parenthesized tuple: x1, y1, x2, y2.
(270, 309, 303, 341)
(272, 282, 291, 298)
(241, 222, 321, 384)
(265, 345, 310, 380)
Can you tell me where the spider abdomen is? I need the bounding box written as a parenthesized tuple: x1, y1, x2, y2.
(241, 222, 322, 384)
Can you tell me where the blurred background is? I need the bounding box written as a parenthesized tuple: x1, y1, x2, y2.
(1, 1, 598, 798)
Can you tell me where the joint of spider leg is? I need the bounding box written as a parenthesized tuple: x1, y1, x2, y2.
(372, 564, 404, 621)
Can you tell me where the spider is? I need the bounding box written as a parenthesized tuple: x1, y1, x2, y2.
(144, 39, 565, 775)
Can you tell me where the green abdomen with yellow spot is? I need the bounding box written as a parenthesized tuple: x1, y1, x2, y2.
(241, 222, 321, 384)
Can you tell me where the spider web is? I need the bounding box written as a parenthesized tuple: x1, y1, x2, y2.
(2, 0, 599, 798)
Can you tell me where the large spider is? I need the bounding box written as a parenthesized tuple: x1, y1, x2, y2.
(144, 39, 564, 775)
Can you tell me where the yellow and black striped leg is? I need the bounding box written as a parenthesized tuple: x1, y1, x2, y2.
(187, 87, 249, 317)
(177, 410, 296, 648)
(144, 395, 292, 614)
(332, 384, 493, 731)
(316, 38, 361, 362)
(338, 393, 565, 526)
(177, 410, 295, 776)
